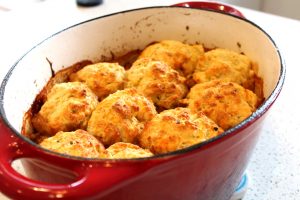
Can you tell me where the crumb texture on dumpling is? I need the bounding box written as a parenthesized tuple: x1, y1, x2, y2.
(193, 48, 255, 90)
(138, 40, 204, 76)
(103, 142, 153, 159)
(87, 88, 157, 146)
(139, 107, 223, 154)
(70, 62, 126, 100)
(32, 82, 98, 136)
(40, 129, 105, 158)
(187, 80, 258, 130)
(126, 58, 188, 109)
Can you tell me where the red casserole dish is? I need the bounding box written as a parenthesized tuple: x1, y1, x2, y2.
(0, 2, 285, 200)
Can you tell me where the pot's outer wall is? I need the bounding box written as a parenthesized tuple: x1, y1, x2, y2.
(100, 118, 265, 200)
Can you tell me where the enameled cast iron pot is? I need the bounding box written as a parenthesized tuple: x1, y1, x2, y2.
(0, 2, 285, 200)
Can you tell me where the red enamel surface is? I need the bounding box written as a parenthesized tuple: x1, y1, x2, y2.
(0, 114, 265, 199)
(172, 1, 245, 18)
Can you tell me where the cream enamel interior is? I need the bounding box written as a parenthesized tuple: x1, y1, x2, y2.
(2, 7, 281, 133)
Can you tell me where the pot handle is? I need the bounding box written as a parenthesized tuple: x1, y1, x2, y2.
(0, 119, 160, 200)
(171, 1, 245, 18)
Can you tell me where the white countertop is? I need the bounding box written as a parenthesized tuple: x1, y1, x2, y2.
(0, 0, 299, 199)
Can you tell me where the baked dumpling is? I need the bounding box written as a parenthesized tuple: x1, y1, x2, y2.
(187, 80, 258, 130)
(139, 107, 223, 154)
(32, 82, 98, 136)
(87, 88, 157, 146)
(138, 40, 204, 76)
(193, 48, 255, 90)
(40, 129, 105, 158)
(104, 142, 153, 159)
(70, 62, 126, 100)
(126, 58, 188, 109)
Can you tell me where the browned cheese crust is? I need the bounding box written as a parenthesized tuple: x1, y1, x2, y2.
(138, 40, 204, 76)
(70, 62, 126, 100)
(87, 88, 157, 146)
(26, 40, 264, 159)
(193, 48, 256, 90)
(187, 80, 258, 130)
(39, 129, 105, 158)
(104, 142, 153, 159)
(139, 107, 223, 154)
(126, 58, 188, 109)
(32, 82, 98, 136)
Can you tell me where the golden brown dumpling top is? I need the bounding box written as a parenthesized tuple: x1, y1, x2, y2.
(104, 142, 153, 159)
(40, 129, 105, 158)
(32, 82, 98, 136)
(193, 48, 255, 90)
(187, 80, 258, 130)
(87, 88, 157, 146)
(139, 107, 223, 154)
(138, 40, 204, 76)
(126, 58, 188, 109)
(70, 62, 126, 100)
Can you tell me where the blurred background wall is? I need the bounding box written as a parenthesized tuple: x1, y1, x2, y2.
(1, 0, 300, 20)
(220, 0, 300, 20)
